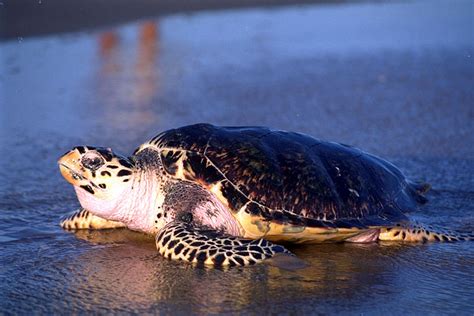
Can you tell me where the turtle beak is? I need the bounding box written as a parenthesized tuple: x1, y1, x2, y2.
(58, 150, 85, 185)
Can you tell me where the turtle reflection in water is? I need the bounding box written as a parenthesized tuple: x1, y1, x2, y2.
(58, 124, 473, 267)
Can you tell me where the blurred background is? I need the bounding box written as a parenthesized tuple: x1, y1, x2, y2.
(1, 0, 473, 314)
(1, 0, 473, 157)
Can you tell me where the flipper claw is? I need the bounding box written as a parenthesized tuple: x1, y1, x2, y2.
(60, 208, 126, 230)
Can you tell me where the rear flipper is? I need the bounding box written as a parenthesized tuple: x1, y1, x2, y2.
(60, 208, 126, 230)
(156, 222, 292, 266)
(379, 223, 474, 242)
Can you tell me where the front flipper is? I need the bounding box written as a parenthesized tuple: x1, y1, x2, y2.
(60, 208, 126, 230)
(156, 222, 292, 266)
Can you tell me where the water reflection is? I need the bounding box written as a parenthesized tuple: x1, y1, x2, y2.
(98, 31, 120, 73)
(95, 21, 161, 133)
(64, 229, 410, 313)
(135, 22, 160, 105)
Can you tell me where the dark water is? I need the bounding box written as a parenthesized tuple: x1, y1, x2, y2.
(1, 0, 474, 314)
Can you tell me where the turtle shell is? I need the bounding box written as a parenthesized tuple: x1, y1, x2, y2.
(138, 123, 425, 230)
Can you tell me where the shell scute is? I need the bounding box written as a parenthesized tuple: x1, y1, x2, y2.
(160, 149, 183, 175)
(145, 124, 424, 228)
(182, 151, 224, 185)
(219, 180, 249, 212)
(152, 123, 213, 152)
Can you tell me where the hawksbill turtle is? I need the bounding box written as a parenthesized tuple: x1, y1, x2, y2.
(58, 123, 473, 266)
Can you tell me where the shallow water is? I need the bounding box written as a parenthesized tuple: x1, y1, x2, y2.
(1, 0, 474, 314)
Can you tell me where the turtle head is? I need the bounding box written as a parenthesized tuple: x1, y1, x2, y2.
(58, 146, 135, 218)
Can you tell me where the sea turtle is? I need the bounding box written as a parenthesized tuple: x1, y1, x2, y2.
(59, 123, 473, 266)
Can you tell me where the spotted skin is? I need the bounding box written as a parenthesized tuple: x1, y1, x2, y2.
(379, 223, 474, 242)
(156, 222, 292, 266)
(60, 208, 126, 230)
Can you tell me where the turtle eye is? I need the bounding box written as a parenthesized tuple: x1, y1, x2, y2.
(81, 153, 105, 171)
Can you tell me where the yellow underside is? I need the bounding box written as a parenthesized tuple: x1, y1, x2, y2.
(235, 210, 367, 244)
(234, 211, 469, 243)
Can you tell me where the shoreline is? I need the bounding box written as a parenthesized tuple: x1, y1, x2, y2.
(0, 0, 359, 40)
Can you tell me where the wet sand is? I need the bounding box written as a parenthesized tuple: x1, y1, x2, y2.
(1, 0, 473, 314)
